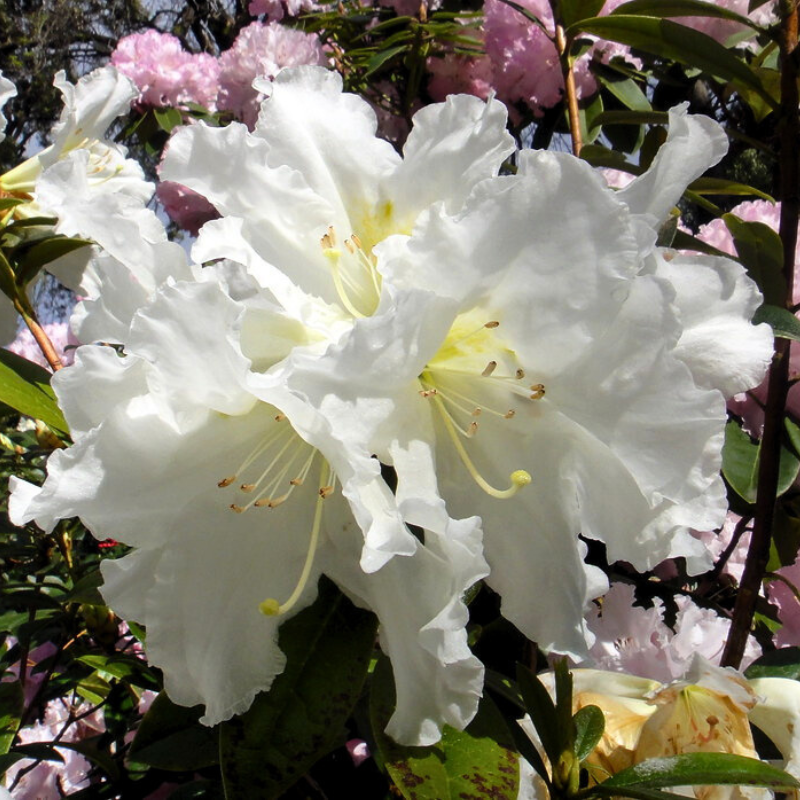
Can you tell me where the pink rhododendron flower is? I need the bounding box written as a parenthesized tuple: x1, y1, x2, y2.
(111, 30, 220, 110)
(7, 322, 78, 369)
(672, 0, 777, 46)
(217, 22, 328, 128)
(769, 560, 800, 647)
(427, 50, 494, 103)
(346, 738, 371, 767)
(248, 0, 320, 19)
(690, 512, 751, 583)
(156, 179, 220, 236)
(381, 0, 442, 15)
(3, 698, 104, 798)
(587, 583, 760, 682)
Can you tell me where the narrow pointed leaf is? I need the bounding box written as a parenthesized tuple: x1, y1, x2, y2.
(0, 348, 68, 435)
(516, 663, 561, 766)
(610, 0, 763, 31)
(0, 681, 22, 757)
(574, 705, 605, 762)
(752, 304, 800, 342)
(567, 16, 777, 110)
(603, 753, 800, 790)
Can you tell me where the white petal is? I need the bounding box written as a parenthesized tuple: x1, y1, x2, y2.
(617, 104, 728, 229)
(388, 93, 514, 217)
(647, 251, 772, 397)
(748, 677, 800, 777)
(0, 71, 17, 143)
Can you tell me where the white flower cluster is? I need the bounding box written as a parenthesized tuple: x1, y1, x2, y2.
(4, 65, 773, 746)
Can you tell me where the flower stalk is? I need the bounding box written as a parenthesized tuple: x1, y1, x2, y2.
(554, 22, 582, 157)
(722, 0, 799, 668)
(13, 295, 63, 372)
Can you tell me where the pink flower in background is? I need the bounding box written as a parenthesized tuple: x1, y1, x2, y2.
(769, 560, 800, 648)
(346, 738, 371, 767)
(427, 49, 494, 103)
(690, 512, 751, 584)
(111, 31, 220, 110)
(672, 0, 776, 46)
(217, 22, 328, 128)
(587, 583, 760, 682)
(7, 322, 78, 370)
(156, 179, 220, 236)
(381, 0, 442, 14)
(247, 0, 321, 20)
(4, 698, 104, 798)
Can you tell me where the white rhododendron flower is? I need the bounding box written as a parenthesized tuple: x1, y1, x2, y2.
(160, 67, 771, 658)
(9, 267, 487, 746)
(518, 657, 800, 800)
(0, 71, 16, 144)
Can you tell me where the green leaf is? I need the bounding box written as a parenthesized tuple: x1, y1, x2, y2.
(219, 576, 377, 800)
(610, 0, 763, 32)
(580, 143, 642, 173)
(77, 654, 160, 690)
(365, 45, 408, 76)
(767, 496, 800, 571)
(0, 682, 22, 757)
(153, 106, 183, 133)
(574, 705, 605, 762)
(567, 16, 777, 110)
(745, 645, 800, 679)
(554, 660, 574, 753)
(689, 178, 774, 202)
(560, 0, 606, 27)
(723, 215, 785, 306)
(129, 692, 220, 771)
(371, 656, 519, 800)
(722, 420, 800, 503)
(516, 663, 561, 766)
(752, 304, 800, 341)
(15, 236, 92, 288)
(0, 198, 25, 211)
(602, 753, 800, 790)
(593, 70, 652, 112)
(0, 348, 68, 435)
(588, 786, 712, 800)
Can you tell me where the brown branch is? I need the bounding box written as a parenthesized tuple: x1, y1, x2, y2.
(555, 24, 582, 157)
(13, 297, 62, 371)
(722, 0, 799, 668)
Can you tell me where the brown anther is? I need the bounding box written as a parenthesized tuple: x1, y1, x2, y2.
(529, 384, 546, 400)
(319, 485, 334, 498)
(240, 483, 256, 493)
(320, 233, 333, 249)
(230, 504, 246, 513)
(351, 233, 363, 250)
(504, 410, 516, 419)
(218, 476, 236, 488)
(254, 499, 271, 508)
(472, 407, 482, 417)
(274, 414, 286, 422)
(484, 321, 500, 329)
(344, 238, 355, 254)
(327, 225, 336, 246)
(481, 361, 497, 377)
(467, 421, 479, 437)
(289, 477, 304, 486)
(419, 388, 438, 398)
(516, 368, 525, 380)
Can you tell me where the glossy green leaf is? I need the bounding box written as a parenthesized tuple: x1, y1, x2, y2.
(745, 645, 800, 680)
(516, 663, 561, 766)
(129, 692, 220, 771)
(580, 143, 642, 173)
(365, 45, 408, 76)
(219, 577, 377, 800)
(0, 681, 22, 757)
(752, 304, 800, 341)
(574, 705, 605, 762)
(15, 236, 92, 288)
(0, 198, 24, 211)
(371, 656, 519, 800)
(0, 347, 68, 435)
(593, 71, 652, 112)
(567, 16, 777, 110)
(724, 215, 785, 306)
(602, 753, 800, 790)
(722, 420, 800, 503)
(610, 0, 762, 31)
(690, 178, 774, 201)
(77, 654, 160, 690)
(588, 786, 714, 800)
(767, 497, 800, 571)
(154, 106, 183, 133)
(560, 0, 606, 27)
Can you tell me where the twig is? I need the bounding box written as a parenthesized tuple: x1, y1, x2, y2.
(555, 24, 582, 157)
(722, 0, 799, 668)
(13, 296, 62, 371)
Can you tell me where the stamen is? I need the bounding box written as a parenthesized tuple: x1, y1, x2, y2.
(344, 238, 355, 254)
(240, 483, 256, 492)
(218, 476, 236, 488)
(230, 504, 245, 513)
(467, 421, 478, 437)
(350, 233, 363, 250)
(516, 369, 525, 380)
(433, 394, 531, 500)
(530, 384, 546, 400)
(485, 321, 500, 329)
(504, 410, 515, 419)
(259, 464, 333, 617)
(472, 408, 482, 416)
(319, 485, 334, 498)
(419, 388, 438, 398)
(482, 361, 497, 377)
